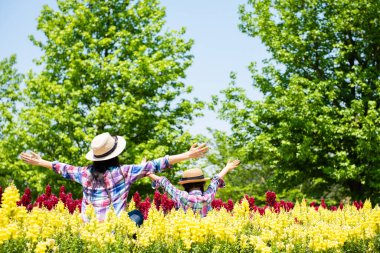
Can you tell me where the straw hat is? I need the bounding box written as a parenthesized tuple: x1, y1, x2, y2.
(85, 132, 126, 161)
(178, 168, 210, 185)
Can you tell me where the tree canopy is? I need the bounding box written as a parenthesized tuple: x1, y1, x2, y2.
(0, 0, 202, 196)
(214, 0, 380, 203)
(0, 56, 24, 188)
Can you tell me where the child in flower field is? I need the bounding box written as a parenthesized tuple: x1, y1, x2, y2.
(20, 132, 208, 222)
(148, 159, 240, 217)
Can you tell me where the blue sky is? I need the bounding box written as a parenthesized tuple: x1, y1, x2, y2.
(0, 0, 268, 136)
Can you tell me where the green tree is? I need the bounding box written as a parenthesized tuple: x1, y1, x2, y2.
(0, 55, 24, 188)
(9, 0, 202, 196)
(215, 0, 380, 203)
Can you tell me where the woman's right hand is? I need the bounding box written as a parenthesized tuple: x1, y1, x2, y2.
(20, 151, 42, 166)
(218, 159, 240, 179)
(225, 159, 240, 172)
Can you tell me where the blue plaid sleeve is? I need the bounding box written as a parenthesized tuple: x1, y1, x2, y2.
(157, 177, 189, 206)
(123, 155, 172, 183)
(52, 161, 85, 184)
(204, 175, 225, 195)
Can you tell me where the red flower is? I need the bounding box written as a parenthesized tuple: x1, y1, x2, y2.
(310, 202, 317, 207)
(25, 188, 31, 197)
(353, 200, 363, 210)
(59, 186, 66, 203)
(287, 201, 294, 210)
(161, 193, 174, 214)
(44, 200, 54, 210)
(27, 204, 33, 212)
(321, 198, 327, 209)
(133, 192, 141, 209)
(75, 199, 82, 212)
(33, 186, 59, 210)
(245, 195, 255, 210)
(280, 200, 294, 211)
(339, 202, 344, 210)
(66, 198, 77, 214)
(273, 202, 281, 213)
(211, 199, 223, 211)
(153, 191, 161, 211)
(45, 185, 52, 198)
(139, 197, 151, 220)
(223, 199, 234, 212)
(266, 191, 277, 207)
(17, 187, 32, 208)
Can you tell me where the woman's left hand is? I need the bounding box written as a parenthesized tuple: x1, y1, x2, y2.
(186, 143, 209, 159)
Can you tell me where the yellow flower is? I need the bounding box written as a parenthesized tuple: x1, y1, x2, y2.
(34, 238, 56, 253)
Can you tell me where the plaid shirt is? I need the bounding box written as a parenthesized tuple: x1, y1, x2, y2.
(52, 156, 171, 221)
(154, 176, 225, 217)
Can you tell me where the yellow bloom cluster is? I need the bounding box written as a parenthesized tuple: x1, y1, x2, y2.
(0, 184, 379, 252)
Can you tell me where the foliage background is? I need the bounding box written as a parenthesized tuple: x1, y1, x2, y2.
(1, 0, 380, 204)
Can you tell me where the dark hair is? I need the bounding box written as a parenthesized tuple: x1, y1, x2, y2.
(91, 157, 120, 180)
(183, 182, 205, 193)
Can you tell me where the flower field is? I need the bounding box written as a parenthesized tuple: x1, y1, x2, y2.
(0, 184, 379, 253)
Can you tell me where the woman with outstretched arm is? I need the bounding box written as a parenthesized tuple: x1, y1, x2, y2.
(20, 132, 208, 222)
(148, 159, 240, 217)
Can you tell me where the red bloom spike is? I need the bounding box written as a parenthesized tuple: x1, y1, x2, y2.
(59, 186, 66, 202)
(76, 199, 82, 212)
(161, 193, 174, 214)
(27, 204, 33, 212)
(139, 197, 152, 220)
(25, 188, 31, 198)
(246, 196, 255, 210)
(18, 188, 33, 208)
(133, 192, 141, 209)
(226, 199, 234, 212)
(265, 191, 277, 207)
(273, 202, 280, 213)
(59, 185, 66, 193)
(45, 185, 52, 198)
(353, 201, 360, 210)
(66, 198, 76, 214)
(153, 191, 161, 211)
(286, 201, 294, 211)
(211, 198, 223, 211)
(321, 198, 327, 209)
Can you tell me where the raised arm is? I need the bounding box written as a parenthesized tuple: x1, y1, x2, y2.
(202, 160, 240, 200)
(168, 143, 208, 165)
(217, 160, 240, 179)
(20, 151, 84, 184)
(148, 174, 190, 206)
(20, 151, 53, 169)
